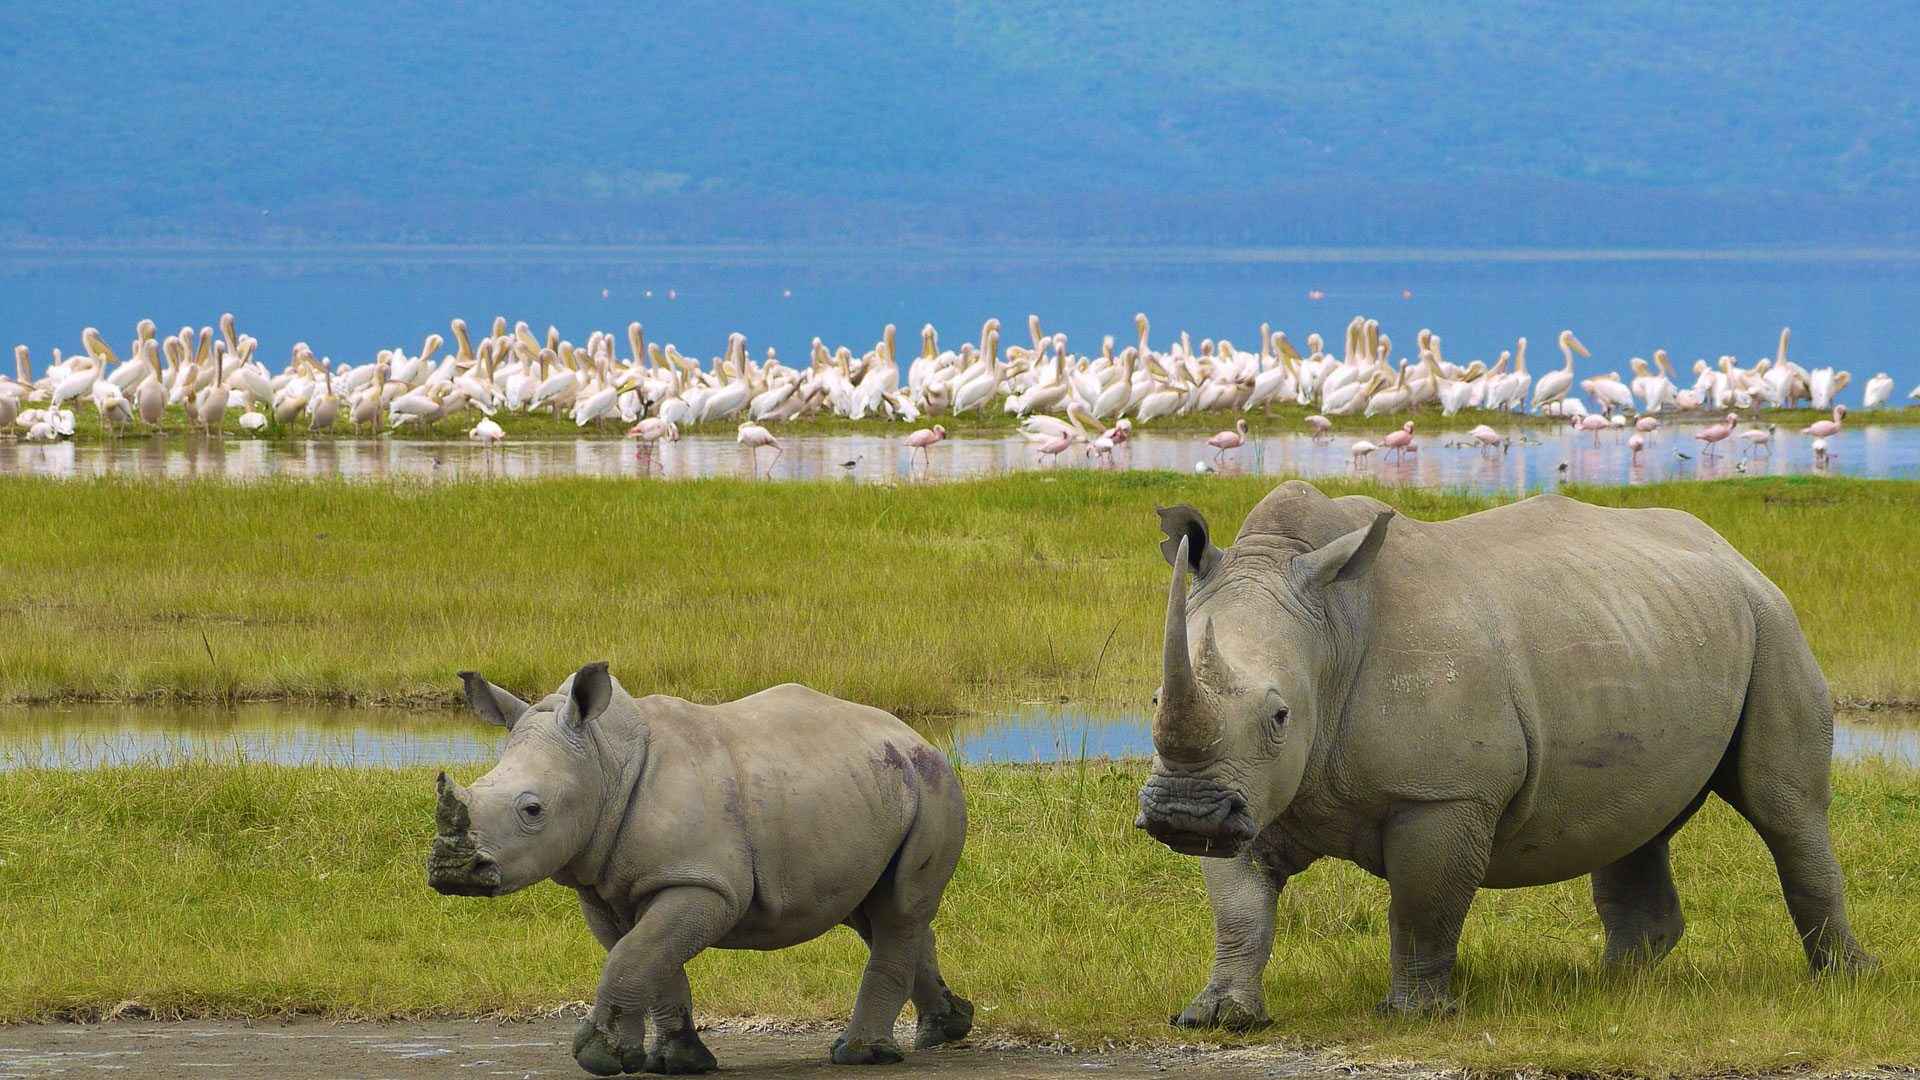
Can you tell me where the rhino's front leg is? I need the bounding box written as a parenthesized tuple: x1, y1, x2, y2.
(574, 886, 733, 1077)
(1174, 848, 1282, 1031)
(1378, 803, 1493, 1017)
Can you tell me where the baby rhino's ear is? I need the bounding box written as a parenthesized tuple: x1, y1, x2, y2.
(459, 671, 530, 730)
(558, 661, 613, 733)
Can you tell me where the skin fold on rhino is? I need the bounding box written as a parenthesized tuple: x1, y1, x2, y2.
(429, 664, 973, 1075)
(1135, 479, 1875, 1027)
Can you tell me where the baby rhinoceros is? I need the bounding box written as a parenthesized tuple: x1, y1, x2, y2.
(428, 663, 973, 1075)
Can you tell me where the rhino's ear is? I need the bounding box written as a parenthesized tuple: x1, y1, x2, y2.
(459, 671, 530, 730)
(1156, 505, 1223, 579)
(558, 661, 613, 733)
(1292, 510, 1394, 592)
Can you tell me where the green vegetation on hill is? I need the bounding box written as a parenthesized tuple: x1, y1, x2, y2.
(4, 4, 1917, 245)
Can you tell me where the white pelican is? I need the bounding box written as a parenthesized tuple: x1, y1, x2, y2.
(1531, 330, 1588, 410)
(1862, 373, 1893, 409)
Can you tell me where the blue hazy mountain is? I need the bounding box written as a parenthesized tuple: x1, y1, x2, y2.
(5, 3, 1916, 247)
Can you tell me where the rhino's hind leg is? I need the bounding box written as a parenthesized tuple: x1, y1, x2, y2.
(1173, 848, 1281, 1031)
(833, 820, 963, 1065)
(1715, 614, 1875, 976)
(1591, 837, 1686, 966)
(909, 932, 974, 1050)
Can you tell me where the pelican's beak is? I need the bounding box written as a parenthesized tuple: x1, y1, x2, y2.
(1570, 334, 1591, 359)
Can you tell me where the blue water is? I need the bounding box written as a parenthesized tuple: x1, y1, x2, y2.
(5, 249, 1920, 393)
(3, 704, 1910, 769)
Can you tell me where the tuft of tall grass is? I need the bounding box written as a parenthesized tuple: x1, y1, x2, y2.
(0, 760, 1915, 1073)
(2, 474, 1915, 711)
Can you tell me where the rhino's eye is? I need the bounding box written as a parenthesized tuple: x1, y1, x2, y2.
(514, 793, 546, 827)
(1272, 706, 1289, 728)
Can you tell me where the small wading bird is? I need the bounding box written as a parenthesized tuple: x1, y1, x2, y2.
(1207, 419, 1249, 462)
(904, 424, 947, 469)
(736, 422, 780, 476)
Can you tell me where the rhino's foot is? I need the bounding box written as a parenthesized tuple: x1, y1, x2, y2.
(644, 1028, 717, 1075)
(1170, 985, 1269, 1032)
(1813, 945, 1881, 978)
(913, 990, 975, 1050)
(572, 1017, 648, 1076)
(830, 1034, 906, 1066)
(1373, 989, 1458, 1019)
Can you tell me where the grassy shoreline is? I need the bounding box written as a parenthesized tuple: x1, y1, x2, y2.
(48, 400, 1920, 443)
(2, 473, 1916, 712)
(2, 759, 1915, 1073)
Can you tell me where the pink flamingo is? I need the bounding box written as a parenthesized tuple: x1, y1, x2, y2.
(736, 422, 781, 477)
(1693, 412, 1739, 457)
(626, 416, 679, 472)
(904, 424, 947, 470)
(1035, 430, 1073, 466)
(1575, 413, 1610, 445)
(1635, 416, 1661, 434)
(1628, 433, 1646, 460)
(1382, 420, 1416, 461)
(1801, 405, 1846, 438)
(1304, 414, 1333, 441)
(1207, 418, 1249, 461)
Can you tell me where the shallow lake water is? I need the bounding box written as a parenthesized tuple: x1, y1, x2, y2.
(1, 702, 1911, 770)
(3, 417, 1914, 492)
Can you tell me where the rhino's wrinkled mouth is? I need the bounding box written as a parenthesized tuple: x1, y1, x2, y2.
(1135, 773, 1258, 858)
(427, 834, 502, 897)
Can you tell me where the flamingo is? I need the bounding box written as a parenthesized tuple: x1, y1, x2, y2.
(1628, 433, 1646, 460)
(627, 416, 679, 471)
(1576, 413, 1610, 445)
(469, 417, 505, 444)
(1801, 405, 1846, 438)
(736, 422, 781, 476)
(1635, 416, 1661, 435)
(904, 424, 947, 470)
(1739, 425, 1776, 457)
(1206, 418, 1249, 461)
(1304, 414, 1332, 440)
(1381, 421, 1416, 461)
(1350, 440, 1378, 464)
(1468, 424, 1503, 453)
(1694, 412, 1739, 456)
(1034, 429, 1073, 466)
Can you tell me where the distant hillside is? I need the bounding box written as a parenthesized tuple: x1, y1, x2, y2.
(4, 3, 1917, 246)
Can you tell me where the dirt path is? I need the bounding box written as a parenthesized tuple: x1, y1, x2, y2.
(0, 1017, 1399, 1079)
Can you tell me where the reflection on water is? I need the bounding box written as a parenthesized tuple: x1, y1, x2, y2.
(1, 419, 1916, 493)
(1, 703, 1911, 769)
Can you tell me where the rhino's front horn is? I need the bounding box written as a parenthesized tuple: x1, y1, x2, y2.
(1155, 537, 1220, 763)
(435, 772, 474, 837)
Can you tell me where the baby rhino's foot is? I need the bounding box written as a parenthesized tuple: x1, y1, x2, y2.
(644, 1027, 717, 1075)
(914, 989, 975, 1049)
(830, 1034, 906, 1065)
(573, 1017, 647, 1076)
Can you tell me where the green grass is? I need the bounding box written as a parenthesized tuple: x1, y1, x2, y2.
(1, 759, 1915, 1073)
(2, 473, 1916, 711)
(53, 400, 1920, 444)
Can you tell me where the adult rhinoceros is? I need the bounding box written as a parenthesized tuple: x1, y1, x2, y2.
(429, 664, 973, 1074)
(1135, 480, 1873, 1025)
